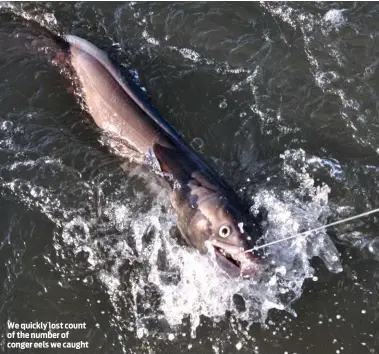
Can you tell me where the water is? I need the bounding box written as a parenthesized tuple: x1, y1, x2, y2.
(0, 2, 378, 353)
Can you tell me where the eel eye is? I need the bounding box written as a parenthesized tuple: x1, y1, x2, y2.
(219, 225, 231, 238)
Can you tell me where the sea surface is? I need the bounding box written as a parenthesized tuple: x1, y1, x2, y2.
(0, 2, 378, 354)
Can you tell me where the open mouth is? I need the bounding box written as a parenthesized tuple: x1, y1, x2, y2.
(213, 245, 241, 268)
(211, 240, 257, 276)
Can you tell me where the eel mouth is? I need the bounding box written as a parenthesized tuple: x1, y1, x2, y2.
(211, 240, 258, 277)
(214, 246, 241, 268)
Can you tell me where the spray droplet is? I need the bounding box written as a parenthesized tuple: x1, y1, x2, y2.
(368, 237, 379, 254)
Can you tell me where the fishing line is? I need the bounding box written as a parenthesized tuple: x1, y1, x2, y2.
(244, 207, 379, 253)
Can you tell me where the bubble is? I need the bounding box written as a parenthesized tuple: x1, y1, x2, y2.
(315, 71, 338, 89)
(219, 101, 228, 109)
(191, 137, 204, 151)
(0, 120, 13, 131)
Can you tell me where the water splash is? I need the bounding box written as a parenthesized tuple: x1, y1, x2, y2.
(51, 149, 346, 341)
(0, 106, 346, 341)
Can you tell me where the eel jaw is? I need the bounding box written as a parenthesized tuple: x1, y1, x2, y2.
(211, 240, 258, 277)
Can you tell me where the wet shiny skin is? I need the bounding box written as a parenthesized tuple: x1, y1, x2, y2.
(65, 34, 260, 277)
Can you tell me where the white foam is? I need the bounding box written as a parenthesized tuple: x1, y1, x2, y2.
(142, 30, 160, 46)
(323, 9, 346, 28)
(179, 48, 201, 62)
